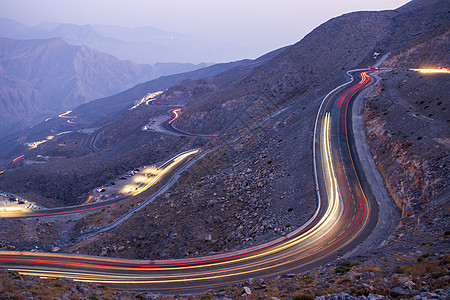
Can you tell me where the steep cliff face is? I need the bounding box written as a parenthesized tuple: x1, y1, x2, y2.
(362, 5, 449, 239)
(364, 65, 448, 241)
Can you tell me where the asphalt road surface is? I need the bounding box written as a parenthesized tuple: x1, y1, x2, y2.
(0, 69, 385, 293)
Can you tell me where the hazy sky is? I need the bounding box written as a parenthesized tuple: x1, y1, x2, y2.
(1, 0, 410, 56)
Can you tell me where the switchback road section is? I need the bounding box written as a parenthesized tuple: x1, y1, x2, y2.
(0, 69, 387, 293)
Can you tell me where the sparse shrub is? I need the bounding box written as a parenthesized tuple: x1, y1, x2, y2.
(431, 271, 445, 279)
(288, 208, 293, 212)
(339, 278, 351, 284)
(439, 255, 450, 265)
(350, 261, 362, 267)
(300, 275, 314, 284)
(444, 230, 450, 237)
(293, 294, 315, 300)
(351, 284, 372, 296)
(340, 261, 351, 267)
(335, 266, 350, 274)
(341, 260, 360, 267)
(359, 266, 381, 273)
(417, 253, 431, 262)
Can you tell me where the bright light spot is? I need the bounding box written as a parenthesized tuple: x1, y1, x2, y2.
(12, 155, 24, 163)
(119, 184, 137, 194)
(26, 132, 71, 149)
(58, 110, 76, 118)
(130, 91, 164, 110)
(133, 176, 148, 184)
(411, 68, 450, 74)
(143, 166, 161, 175)
(0, 205, 31, 216)
(57, 131, 72, 136)
(117, 149, 199, 197)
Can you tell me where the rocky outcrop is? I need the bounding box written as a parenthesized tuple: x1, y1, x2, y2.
(363, 66, 449, 244)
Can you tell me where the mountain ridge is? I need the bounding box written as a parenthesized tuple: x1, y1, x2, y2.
(0, 18, 255, 64)
(0, 36, 208, 138)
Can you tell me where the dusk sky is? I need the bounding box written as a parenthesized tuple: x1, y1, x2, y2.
(1, 0, 410, 57)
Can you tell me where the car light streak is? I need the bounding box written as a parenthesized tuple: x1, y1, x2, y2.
(336, 71, 372, 109)
(58, 110, 76, 118)
(411, 68, 450, 73)
(0, 69, 378, 291)
(121, 149, 199, 196)
(338, 71, 374, 134)
(0, 206, 31, 214)
(130, 91, 164, 109)
(154, 104, 185, 107)
(182, 132, 219, 138)
(168, 108, 181, 125)
(88, 130, 102, 152)
(26, 131, 72, 149)
(11, 155, 24, 164)
(165, 108, 219, 137)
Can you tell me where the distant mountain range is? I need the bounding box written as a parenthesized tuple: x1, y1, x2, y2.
(0, 36, 208, 138)
(0, 18, 255, 64)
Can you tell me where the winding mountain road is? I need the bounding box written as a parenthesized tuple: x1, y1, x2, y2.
(162, 108, 219, 138)
(0, 69, 387, 293)
(0, 150, 199, 219)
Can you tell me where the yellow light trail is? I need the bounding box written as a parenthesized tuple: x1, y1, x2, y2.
(58, 110, 76, 118)
(12, 155, 24, 163)
(124, 149, 199, 196)
(0, 206, 31, 215)
(1, 115, 351, 285)
(130, 91, 164, 110)
(411, 68, 450, 74)
(0, 73, 376, 288)
(3, 117, 347, 282)
(26, 132, 72, 149)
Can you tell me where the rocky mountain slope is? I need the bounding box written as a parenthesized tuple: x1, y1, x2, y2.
(362, 28, 449, 259)
(0, 49, 281, 205)
(0, 36, 207, 138)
